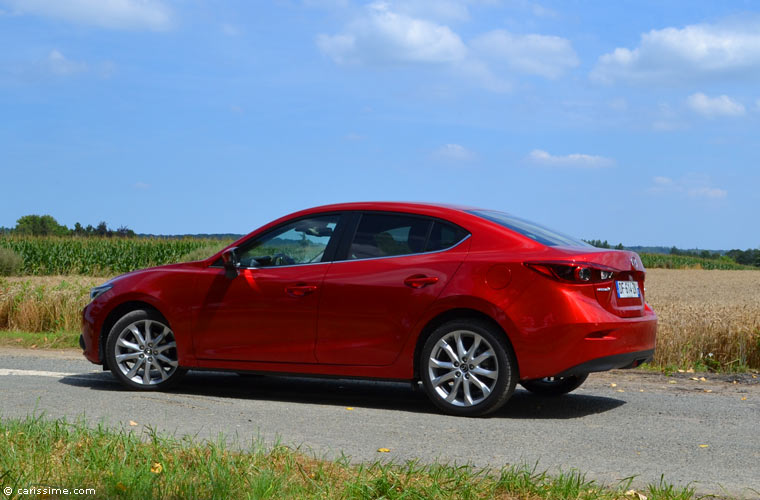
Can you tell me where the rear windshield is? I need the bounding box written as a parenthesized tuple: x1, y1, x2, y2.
(468, 210, 592, 248)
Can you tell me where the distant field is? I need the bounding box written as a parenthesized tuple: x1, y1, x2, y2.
(1, 269, 758, 371)
(646, 269, 760, 371)
(1, 236, 757, 277)
(640, 253, 754, 270)
(0, 236, 229, 276)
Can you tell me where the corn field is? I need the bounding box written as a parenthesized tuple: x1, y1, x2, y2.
(0, 236, 230, 276)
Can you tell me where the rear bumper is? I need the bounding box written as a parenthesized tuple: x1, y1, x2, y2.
(511, 309, 658, 380)
(555, 349, 654, 377)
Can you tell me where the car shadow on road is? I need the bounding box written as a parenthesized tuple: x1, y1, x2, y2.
(59, 371, 626, 419)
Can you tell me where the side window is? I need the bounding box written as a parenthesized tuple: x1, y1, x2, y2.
(425, 221, 469, 252)
(237, 215, 340, 267)
(349, 214, 432, 260)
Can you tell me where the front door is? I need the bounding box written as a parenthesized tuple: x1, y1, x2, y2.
(193, 214, 342, 363)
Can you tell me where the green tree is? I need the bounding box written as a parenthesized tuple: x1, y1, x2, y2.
(95, 221, 109, 237)
(14, 215, 69, 236)
(115, 225, 135, 238)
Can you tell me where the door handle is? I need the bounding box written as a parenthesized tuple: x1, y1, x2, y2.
(403, 275, 439, 289)
(285, 285, 318, 297)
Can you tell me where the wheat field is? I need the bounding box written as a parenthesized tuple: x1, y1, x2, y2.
(1, 270, 759, 370)
(645, 269, 760, 370)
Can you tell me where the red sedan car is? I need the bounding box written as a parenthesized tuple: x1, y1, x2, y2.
(81, 202, 656, 416)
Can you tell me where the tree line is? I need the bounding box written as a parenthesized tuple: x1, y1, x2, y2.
(585, 239, 760, 268)
(0, 215, 135, 238)
(584, 239, 625, 250)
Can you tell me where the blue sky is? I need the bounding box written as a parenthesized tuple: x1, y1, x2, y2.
(1, 0, 758, 249)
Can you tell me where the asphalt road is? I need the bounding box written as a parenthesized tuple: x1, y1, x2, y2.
(1, 347, 758, 498)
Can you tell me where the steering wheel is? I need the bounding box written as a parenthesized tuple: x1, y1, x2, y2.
(271, 253, 295, 266)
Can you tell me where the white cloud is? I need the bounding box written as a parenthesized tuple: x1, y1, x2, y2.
(34, 49, 115, 79)
(470, 30, 578, 78)
(689, 186, 727, 199)
(528, 149, 614, 168)
(687, 92, 745, 117)
(530, 3, 557, 18)
(1, 0, 172, 31)
(591, 18, 760, 84)
(608, 98, 628, 111)
(317, 2, 578, 89)
(648, 174, 727, 199)
(317, 2, 467, 65)
(433, 143, 477, 162)
(394, 0, 470, 22)
(652, 176, 673, 187)
(303, 0, 349, 8)
(46, 49, 87, 76)
(133, 182, 151, 190)
(221, 24, 240, 37)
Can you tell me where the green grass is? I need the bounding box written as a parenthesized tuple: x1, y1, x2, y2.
(0, 415, 706, 500)
(0, 329, 80, 349)
(640, 253, 755, 270)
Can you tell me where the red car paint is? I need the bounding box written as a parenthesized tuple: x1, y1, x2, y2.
(81, 202, 656, 382)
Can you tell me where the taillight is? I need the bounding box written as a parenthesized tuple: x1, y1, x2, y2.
(525, 262, 617, 284)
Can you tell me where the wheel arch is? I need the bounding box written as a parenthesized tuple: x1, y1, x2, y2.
(412, 307, 520, 380)
(99, 301, 169, 368)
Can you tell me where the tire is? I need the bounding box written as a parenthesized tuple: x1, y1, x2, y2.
(520, 374, 588, 396)
(420, 319, 517, 417)
(106, 309, 186, 391)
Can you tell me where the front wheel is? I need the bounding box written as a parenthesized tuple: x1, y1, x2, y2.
(106, 309, 186, 391)
(520, 374, 588, 396)
(420, 319, 517, 417)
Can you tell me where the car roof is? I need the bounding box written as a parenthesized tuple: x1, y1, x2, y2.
(300, 201, 486, 215)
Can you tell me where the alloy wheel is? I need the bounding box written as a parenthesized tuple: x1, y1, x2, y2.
(114, 319, 179, 386)
(427, 330, 500, 407)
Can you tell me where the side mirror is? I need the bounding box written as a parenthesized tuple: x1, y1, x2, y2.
(221, 247, 239, 279)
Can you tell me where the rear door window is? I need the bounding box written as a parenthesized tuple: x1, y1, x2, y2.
(348, 213, 468, 260)
(426, 221, 469, 252)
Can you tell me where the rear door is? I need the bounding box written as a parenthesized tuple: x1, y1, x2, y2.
(315, 212, 470, 365)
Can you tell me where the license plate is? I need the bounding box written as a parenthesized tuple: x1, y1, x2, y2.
(616, 280, 640, 299)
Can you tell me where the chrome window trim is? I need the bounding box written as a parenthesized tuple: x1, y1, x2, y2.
(240, 260, 331, 270)
(210, 259, 332, 271)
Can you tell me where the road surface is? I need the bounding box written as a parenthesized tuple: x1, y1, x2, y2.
(0, 347, 758, 497)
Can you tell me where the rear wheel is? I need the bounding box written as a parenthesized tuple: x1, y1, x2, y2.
(106, 309, 186, 391)
(420, 319, 517, 417)
(520, 374, 588, 396)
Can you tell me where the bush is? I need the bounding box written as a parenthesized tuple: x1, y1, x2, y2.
(0, 248, 22, 276)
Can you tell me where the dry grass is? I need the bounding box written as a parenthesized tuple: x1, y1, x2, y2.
(646, 269, 760, 371)
(2, 271, 759, 371)
(0, 276, 102, 332)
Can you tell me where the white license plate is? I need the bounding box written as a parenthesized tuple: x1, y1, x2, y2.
(616, 280, 640, 299)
